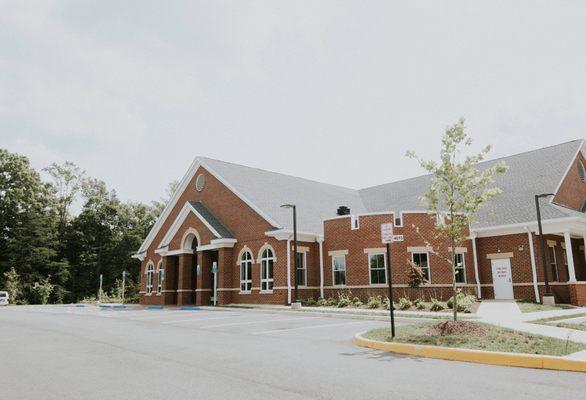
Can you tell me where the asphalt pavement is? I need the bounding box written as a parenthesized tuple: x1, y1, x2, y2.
(0, 305, 583, 400)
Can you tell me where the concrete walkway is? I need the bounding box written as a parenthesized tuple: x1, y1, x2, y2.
(476, 301, 586, 359)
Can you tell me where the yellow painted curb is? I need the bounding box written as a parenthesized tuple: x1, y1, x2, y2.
(354, 333, 586, 372)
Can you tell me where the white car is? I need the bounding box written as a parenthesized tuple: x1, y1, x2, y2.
(0, 291, 9, 306)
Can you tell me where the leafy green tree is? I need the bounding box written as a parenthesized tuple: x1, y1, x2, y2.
(0, 149, 68, 303)
(33, 276, 54, 304)
(407, 118, 508, 321)
(3, 267, 22, 303)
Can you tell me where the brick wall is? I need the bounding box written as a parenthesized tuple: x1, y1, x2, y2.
(553, 151, 586, 210)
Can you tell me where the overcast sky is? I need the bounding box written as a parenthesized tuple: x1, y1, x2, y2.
(1, 1, 585, 206)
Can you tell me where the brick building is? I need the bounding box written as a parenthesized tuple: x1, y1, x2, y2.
(134, 140, 586, 306)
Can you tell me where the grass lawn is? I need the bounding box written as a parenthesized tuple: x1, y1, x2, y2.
(530, 312, 586, 332)
(363, 322, 586, 356)
(516, 300, 574, 313)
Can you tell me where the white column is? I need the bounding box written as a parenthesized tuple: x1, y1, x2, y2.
(318, 238, 324, 299)
(526, 228, 540, 303)
(471, 234, 481, 299)
(286, 238, 292, 304)
(564, 231, 577, 282)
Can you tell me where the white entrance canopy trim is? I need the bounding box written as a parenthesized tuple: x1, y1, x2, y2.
(472, 216, 586, 238)
(197, 238, 238, 251)
(157, 201, 223, 250)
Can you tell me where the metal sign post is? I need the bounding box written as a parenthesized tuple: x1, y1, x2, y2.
(212, 262, 218, 306)
(381, 223, 396, 338)
(121, 271, 126, 305)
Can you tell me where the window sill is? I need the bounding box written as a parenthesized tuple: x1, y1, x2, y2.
(369, 283, 387, 287)
(259, 290, 274, 294)
(239, 290, 252, 295)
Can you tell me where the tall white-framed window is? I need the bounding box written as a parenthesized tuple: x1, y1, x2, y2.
(156, 261, 164, 295)
(146, 263, 154, 295)
(454, 253, 466, 284)
(411, 252, 430, 283)
(368, 253, 386, 285)
(295, 252, 307, 286)
(240, 251, 253, 292)
(548, 245, 559, 282)
(332, 255, 346, 286)
(260, 248, 274, 291)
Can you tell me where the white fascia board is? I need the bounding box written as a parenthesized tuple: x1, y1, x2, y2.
(137, 157, 281, 255)
(550, 140, 584, 202)
(154, 246, 169, 255)
(131, 253, 146, 261)
(265, 229, 319, 242)
(137, 158, 201, 254)
(472, 217, 586, 238)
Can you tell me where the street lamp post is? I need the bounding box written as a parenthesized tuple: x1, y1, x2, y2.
(535, 193, 555, 303)
(281, 204, 299, 305)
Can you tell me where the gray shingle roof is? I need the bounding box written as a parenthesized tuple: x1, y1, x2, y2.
(189, 201, 235, 239)
(359, 140, 585, 228)
(199, 157, 367, 234)
(198, 140, 585, 235)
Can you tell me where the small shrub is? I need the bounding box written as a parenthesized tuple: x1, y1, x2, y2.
(316, 297, 328, 306)
(447, 291, 476, 312)
(303, 297, 316, 306)
(337, 294, 351, 308)
(413, 299, 426, 310)
(367, 296, 382, 309)
(351, 297, 363, 307)
(430, 298, 446, 312)
(397, 297, 412, 310)
(326, 297, 338, 307)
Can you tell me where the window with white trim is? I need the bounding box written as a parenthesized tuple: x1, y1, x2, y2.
(454, 253, 466, 284)
(240, 251, 253, 292)
(295, 252, 307, 286)
(411, 252, 430, 283)
(548, 245, 559, 282)
(332, 255, 346, 286)
(260, 248, 274, 291)
(394, 212, 403, 227)
(369, 253, 386, 285)
(146, 264, 154, 294)
(156, 261, 164, 294)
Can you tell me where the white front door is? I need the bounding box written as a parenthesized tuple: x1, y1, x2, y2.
(491, 258, 514, 300)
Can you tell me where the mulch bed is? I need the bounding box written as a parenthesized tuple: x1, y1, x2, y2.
(428, 320, 488, 336)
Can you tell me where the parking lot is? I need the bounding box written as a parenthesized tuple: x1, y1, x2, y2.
(1, 305, 584, 400)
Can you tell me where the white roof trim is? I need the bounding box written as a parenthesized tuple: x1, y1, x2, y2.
(551, 140, 584, 202)
(472, 216, 586, 237)
(197, 238, 237, 251)
(264, 229, 319, 242)
(137, 157, 282, 255)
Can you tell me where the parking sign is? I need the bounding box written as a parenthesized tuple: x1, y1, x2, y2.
(381, 223, 394, 243)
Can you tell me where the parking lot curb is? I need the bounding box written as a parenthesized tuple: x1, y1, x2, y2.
(353, 332, 586, 372)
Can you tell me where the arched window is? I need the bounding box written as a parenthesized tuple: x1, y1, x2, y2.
(578, 160, 586, 182)
(156, 261, 164, 295)
(260, 248, 274, 291)
(240, 251, 253, 292)
(146, 263, 154, 294)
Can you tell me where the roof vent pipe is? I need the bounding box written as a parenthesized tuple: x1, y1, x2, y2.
(337, 206, 350, 216)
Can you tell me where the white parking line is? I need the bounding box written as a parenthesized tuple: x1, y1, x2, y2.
(202, 316, 317, 329)
(253, 320, 368, 335)
(161, 315, 241, 324)
(130, 311, 207, 321)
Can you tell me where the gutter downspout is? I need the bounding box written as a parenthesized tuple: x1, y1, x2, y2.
(318, 238, 324, 299)
(471, 233, 481, 298)
(526, 227, 541, 303)
(286, 238, 292, 304)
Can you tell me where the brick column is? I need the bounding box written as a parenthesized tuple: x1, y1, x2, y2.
(216, 248, 234, 305)
(177, 253, 195, 306)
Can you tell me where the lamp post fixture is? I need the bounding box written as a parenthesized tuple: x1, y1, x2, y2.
(535, 193, 555, 303)
(281, 204, 299, 305)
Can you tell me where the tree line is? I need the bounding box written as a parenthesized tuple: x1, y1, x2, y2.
(0, 148, 172, 304)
